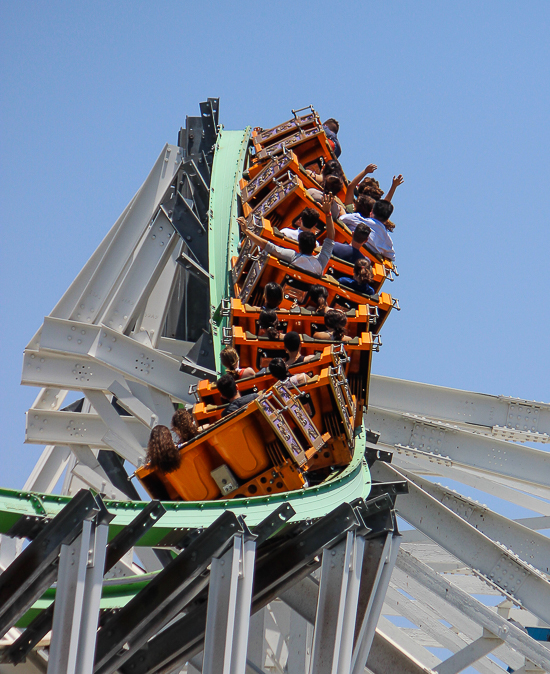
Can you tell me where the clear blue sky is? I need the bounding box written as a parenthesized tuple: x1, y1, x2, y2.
(1, 1, 549, 490)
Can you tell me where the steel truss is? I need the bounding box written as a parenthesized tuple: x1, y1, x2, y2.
(1, 102, 549, 674)
(0, 490, 401, 674)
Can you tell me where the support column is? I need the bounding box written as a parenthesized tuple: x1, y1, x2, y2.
(202, 534, 256, 674)
(351, 533, 401, 674)
(47, 520, 92, 674)
(74, 521, 110, 674)
(309, 530, 365, 674)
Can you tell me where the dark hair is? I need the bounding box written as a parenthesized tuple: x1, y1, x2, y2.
(268, 357, 290, 381)
(259, 308, 280, 340)
(298, 230, 317, 255)
(321, 159, 345, 180)
(171, 409, 198, 444)
(324, 309, 348, 341)
(352, 222, 371, 245)
(357, 177, 383, 200)
(217, 374, 237, 401)
(292, 207, 320, 231)
(372, 199, 394, 225)
(355, 195, 375, 218)
(354, 258, 374, 284)
(323, 175, 344, 196)
(220, 346, 240, 379)
(324, 118, 340, 133)
(263, 282, 283, 309)
(146, 425, 181, 473)
(284, 331, 301, 353)
(308, 284, 329, 314)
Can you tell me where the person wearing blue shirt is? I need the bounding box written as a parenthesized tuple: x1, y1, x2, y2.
(332, 222, 371, 264)
(339, 258, 376, 296)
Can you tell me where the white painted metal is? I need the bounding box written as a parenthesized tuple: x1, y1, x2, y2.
(74, 521, 110, 674)
(382, 586, 503, 674)
(369, 375, 550, 443)
(372, 462, 550, 626)
(364, 407, 550, 490)
(25, 409, 149, 452)
(47, 520, 92, 674)
(351, 534, 400, 674)
(202, 535, 256, 674)
(23, 445, 70, 493)
(434, 633, 504, 674)
(394, 550, 550, 671)
(309, 531, 363, 674)
(393, 467, 550, 573)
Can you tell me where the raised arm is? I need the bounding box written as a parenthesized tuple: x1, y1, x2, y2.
(237, 217, 268, 250)
(384, 174, 404, 202)
(344, 164, 377, 206)
(320, 194, 336, 240)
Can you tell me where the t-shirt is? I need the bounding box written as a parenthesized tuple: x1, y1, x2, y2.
(365, 218, 395, 261)
(332, 242, 365, 264)
(221, 392, 258, 418)
(263, 239, 335, 276)
(339, 276, 376, 296)
(279, 227, 320, 247)
(340, 212, 371, 233)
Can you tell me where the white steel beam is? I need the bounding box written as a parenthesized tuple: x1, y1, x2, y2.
(101, 210, 178, 334)
(392, 454, 550, 516)
(372, 462, 550, 626)
(202, 535, 256, 674)
(382, 587, 503, 674)
(30, 387, 68, 411)
(369, 375, 550, 443)
(351, 534, 400, 674)
(25, 409, 149, 454)
(364, 407, 550, 491)
(434, 633, 503, 674)
(22, 350, 124, 392)
(389, 566, 525, 672)
(133, 241, 182, 349)
(74, 521, 110, 674)
(394, 467, 550, 574)
(107, 380, 157, 428)
(376, 616, 440, 670)
(368, 630, 435, 674)
(84, 390, 145, 465)
(48, 520, 93, 674)
(66, 144, 182, 326)
(393, 550, 550, 671)
(23, 445, 70, 493)
(309, 531, 364, 674)
(38, 317, 196, 403)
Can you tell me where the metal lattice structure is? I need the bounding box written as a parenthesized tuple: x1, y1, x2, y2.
(0, 100, 548, 674)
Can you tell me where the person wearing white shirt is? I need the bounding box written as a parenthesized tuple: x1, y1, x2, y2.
(365, 199, 396, 261)
(339, 195, 376, 233)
